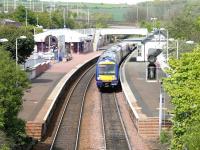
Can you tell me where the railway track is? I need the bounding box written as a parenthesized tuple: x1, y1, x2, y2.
(101, 92, 131, 150)
(50, 66, 95, 150)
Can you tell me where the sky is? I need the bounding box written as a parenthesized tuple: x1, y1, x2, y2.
(41, 0, 153, 5)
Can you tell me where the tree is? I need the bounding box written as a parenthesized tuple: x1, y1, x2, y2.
(139, 20, 153, 32)
(0, 47, 29, 148)
(92, 13, 112, 28)
(163, 46, 200, 149)
(12, 5, 37, 26)
(0, 25, 34, 63)
(165, 2, 200, 43)
(37, 12, 50, 29)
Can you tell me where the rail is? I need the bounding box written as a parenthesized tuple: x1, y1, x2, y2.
(40, 56, 99, 139)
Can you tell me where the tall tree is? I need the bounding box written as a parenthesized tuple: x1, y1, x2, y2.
(0, 47, 29, 148)
(12, 5, 37, 26)
(163, 46, 200, 149)
(0, 25, 34, 64)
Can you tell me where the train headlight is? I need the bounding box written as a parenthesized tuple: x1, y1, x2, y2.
(113, 76, 117, 80)
(97, 76, 101, 80)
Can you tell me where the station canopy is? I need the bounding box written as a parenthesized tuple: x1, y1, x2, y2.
(34, 29, 88, 43)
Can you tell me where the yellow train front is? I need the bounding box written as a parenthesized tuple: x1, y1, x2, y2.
(96, 51, 120, 89)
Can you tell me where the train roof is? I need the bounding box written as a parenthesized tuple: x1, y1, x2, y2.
(97, 50, 118, 63)
(116, 42, 128, 47)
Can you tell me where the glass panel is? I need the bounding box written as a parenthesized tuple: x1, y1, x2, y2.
(98, 64, 115, 75)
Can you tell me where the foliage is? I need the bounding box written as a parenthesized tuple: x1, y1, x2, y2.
(139, 20, 153, 32)
(36, 12, 49, 28)
(0, 48, 29, 148)
(164, 1, 200, 43)
(35, 10, 76, 29)
(0, 130, 11, 150)
(0, 5, 76, 29)
(163, 46, 200, 149)
(92, 13, 112, 28)
(183, 121, 200, 149)
(160, 130, 171, 144)
(0, 144, 10, 150)
(0, 25, 34, 63)
(11, 5, 37, 26)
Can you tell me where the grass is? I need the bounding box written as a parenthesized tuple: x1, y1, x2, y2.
(0, 1, 131, 22)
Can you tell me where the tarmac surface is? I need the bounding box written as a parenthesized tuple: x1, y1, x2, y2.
(18, 51, 102, 121)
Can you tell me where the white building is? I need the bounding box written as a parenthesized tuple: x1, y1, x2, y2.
(125, 29, 167, 62)
(34, 29, 92, 54)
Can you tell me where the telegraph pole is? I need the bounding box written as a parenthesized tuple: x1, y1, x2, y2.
(7, 0, 8, 12)
(42, 1, 44, 12)
(76, 3, 79, 17)
(33, 0, 35, 12)
(26, 8, 28, 27)
(67, 1, 69, 18)
(37, 15, 39, 26)
(87, 9, 90, 26)
(4, 0, 5, 12)
(29, 0, 31, 10)
(146, 2, 149, 20)
(14, 0, 16, 10)
(137, 6, 139, 24)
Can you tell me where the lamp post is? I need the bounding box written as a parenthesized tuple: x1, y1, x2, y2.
(168, 38, 194, 59)
(168, 38, 178, 59)
(136, 6, 139, 25)
(87, 9, 90, 26)
(0, 38, 8, 43)
(150, 17, 157, 30)
(63, 8, 66, 28)
(16, 36, 27, 66)
(186, 40, 194, 44)
(25, 8, 28, 27)
(176, 40, 179, 59)
(48, 35, 52, 52)
(159, 81, 163, 136)
(34, 25, 43, 35)
(160, 28, 168, 63)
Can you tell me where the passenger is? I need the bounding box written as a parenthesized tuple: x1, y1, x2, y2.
(53, 47, 58, 60)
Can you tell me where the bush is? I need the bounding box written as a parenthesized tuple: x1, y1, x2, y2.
(160, 130, 171, 144)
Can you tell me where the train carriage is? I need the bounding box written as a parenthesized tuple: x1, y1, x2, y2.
(96, 51, 120, 88)
(96, 42, 132, 89)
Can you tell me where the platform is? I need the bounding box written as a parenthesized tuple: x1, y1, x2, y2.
(18, 51, 102, 122)
(120, 50, 172, 139)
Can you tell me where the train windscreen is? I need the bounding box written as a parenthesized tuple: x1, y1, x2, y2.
(98, 64, 115, 75)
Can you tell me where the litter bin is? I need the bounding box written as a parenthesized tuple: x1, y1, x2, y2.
(59, 56, 62, 61)
(148, 63, 156, 80)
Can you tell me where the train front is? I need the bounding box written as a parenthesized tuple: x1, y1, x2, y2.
(96, 60, 119, 88)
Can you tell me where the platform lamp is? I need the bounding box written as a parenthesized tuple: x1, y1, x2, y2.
(168, 38, 195, 59)
(16, 36, 27, 66)
(160, 28, 168, 63)
(0, 38, 8, 43)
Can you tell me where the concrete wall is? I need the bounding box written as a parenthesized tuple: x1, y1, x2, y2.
(26, 62, 50, 80)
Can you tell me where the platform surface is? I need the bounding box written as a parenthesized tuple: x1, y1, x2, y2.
(124, 53, 171, 118)
(18, 51, 102, 121)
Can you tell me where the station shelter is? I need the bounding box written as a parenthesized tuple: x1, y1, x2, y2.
(34, 29, 92, 55)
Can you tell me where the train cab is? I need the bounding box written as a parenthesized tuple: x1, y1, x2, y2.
(96, 52, 119, 88)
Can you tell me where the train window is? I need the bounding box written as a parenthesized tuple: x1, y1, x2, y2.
(98, 64, 115, 75)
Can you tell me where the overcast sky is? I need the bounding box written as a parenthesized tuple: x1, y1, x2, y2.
(41, 0, 153, 5)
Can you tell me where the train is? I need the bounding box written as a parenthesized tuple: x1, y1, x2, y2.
(95, 42, 135, 89)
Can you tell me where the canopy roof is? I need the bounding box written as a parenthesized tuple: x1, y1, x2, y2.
(34, 29, 88, 43)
